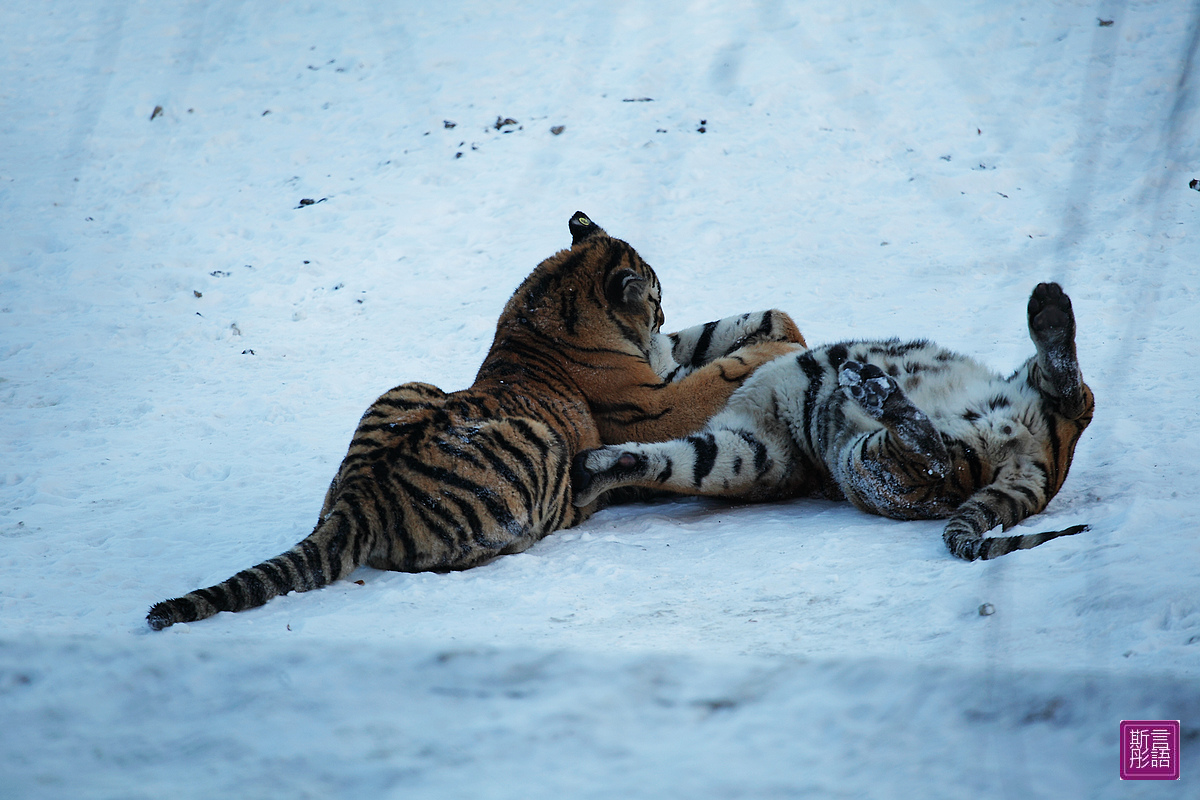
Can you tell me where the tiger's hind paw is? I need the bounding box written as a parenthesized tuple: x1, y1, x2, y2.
(839, 361, 895, 419)
(1027, 282, 1084, 404)
(571, 448, 645, 507)
(1028, 282, 1076, 351)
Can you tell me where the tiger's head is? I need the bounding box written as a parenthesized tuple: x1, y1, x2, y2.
(496, 212, 665, 358)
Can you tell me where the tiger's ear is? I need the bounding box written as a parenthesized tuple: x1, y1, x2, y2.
(569, 211, 606, 245)
(605, 268, 648, 308)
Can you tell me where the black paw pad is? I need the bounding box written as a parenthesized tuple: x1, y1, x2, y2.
(1028, 282, 1074, 339)
(839, 361, 893, 414)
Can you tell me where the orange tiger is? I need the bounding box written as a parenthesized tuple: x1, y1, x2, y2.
(147, 212, 803, 629)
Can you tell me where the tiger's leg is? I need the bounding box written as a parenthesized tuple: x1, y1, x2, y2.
(653, 310, 805, 381)
(997, 283, 1095, 505)
(1024, 282, 1094, 422)
(601, 339, 806, 443)
(828, 360, 952, 519)
(571, 406, 798, 508)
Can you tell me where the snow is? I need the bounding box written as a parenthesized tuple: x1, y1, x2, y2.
(2, 0, 1198, 797)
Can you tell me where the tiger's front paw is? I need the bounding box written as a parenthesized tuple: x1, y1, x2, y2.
(839, 361, 896, 418)
(734, 309, 807, 348)
(571, 448, 646, 507)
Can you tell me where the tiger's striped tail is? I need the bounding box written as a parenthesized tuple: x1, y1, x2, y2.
(146, 495, 373, 630)
(942, 493, 1088, 562)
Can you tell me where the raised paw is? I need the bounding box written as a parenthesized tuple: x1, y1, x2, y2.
(571, 448, 645, 507)
(1027, 282, 1075, 349)
(839, 360, 896, 418)
(1027, 282, 1084, 404)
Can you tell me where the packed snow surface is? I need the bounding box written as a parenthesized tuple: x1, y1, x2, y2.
(2, 1, 1198, 797)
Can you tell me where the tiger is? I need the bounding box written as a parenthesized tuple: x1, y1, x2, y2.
(571, 282, 1095, 561)
(146, 212, 805, 629)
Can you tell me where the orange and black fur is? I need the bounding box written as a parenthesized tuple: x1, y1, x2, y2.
(573, 283, 1094, 561)
(147, 213, 803, 629)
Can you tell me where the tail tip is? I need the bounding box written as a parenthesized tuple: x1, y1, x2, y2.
(946, 523, 1090, 561)
(146, 600, 180, 631)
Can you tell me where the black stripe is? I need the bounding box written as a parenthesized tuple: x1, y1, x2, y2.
(858, 434, 873, 464)
(258, 558, 291, 594)
(518, 394, 579, 442)
(195, 585, 230, 613)
(323, 512, 350, 576)
(587, 401, 670, 427)
(1011, 482, 1040, 507)
(561, 290, 579, 335)
(349, 486, 383, 564)
(473, 435, 536, 511)
(394, 454, 520, 548)
(825, 343, 849, 370)
(520, 250, 580, 311)
(466, 396, 498, 417)
(1044, 402, 1064, 482)
(338, 450, 382, 474)
(299, 539, 326, 588)
(543, 435, 570, 517)
(390, 470, 464, 554)
(507, 417, 554, 458)
(437, 486, 490, 549)
(368, 480, 418, 569)
(689, 433, 718, 486)
(735, 429, 769, 475)
(960, 444, 984, 489)
(484, 427, 542, 492)
(965, 499, 1000, 532)
(758, 309, 774, 337)
(362, 400, 434, 419)
(174, 597, 199, 623)
(434, 437, 486, 470)
(233, 570, 266, 606)
(498, 338, 576, 379)
(797, 352, 825, 452)
(981, 487, 1020, 526)
(224, 579, 248, 610)
(354, 419, 419, 436)
(282, 551, 308, 586)
(691, 322, 718, 368)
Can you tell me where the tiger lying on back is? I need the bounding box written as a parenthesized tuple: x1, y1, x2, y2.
(147, 212, 804, 629)
(572, 283, 1094, 561)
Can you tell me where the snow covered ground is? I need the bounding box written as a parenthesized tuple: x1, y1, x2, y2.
(3, 0, 1198, 797)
